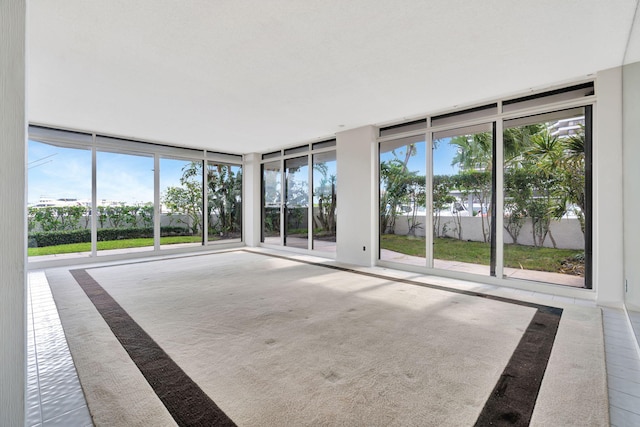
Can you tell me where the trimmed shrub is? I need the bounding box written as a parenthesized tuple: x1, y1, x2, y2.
(28, 226, 193, 248)
(28, 229, 91, 247)
(160, 226, 192, 236)
(96, 227, 154, 242)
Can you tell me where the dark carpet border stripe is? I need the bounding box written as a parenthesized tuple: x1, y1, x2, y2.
(69, 268, 236, 427)
(247, 250, 563, 426)
(474, 309, 561, 426)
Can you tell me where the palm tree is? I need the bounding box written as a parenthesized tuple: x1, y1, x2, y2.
(557, 127, 586, 234)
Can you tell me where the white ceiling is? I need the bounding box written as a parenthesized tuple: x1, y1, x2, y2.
(28, 0, 640, 154)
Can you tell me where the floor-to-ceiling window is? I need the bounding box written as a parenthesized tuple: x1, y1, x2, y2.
(377, 83, 593, 288)
(96, 150, 155, 255)
(285, 156, 309, 249)
(312, 150, 337, 252)
(261, 140, 337, 254)
(207, 162, 242, 243)
(503, 107, 589, 287)
(27, 133, 92, 258)
(379, 134, 426, 266)
(262, 158, 282, 245)
(160, 158, 204, 249)
(432, 123, 495, 276)
(27, 126, 243, 260)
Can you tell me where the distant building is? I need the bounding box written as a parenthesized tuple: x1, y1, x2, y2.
(548, 116, 584, 138)
(31, 197, 89, 208)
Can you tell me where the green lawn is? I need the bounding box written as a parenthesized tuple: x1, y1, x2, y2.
(31, 233, 581, 275)
(28, 235, 203, 256)
(381, 234, 583, 273)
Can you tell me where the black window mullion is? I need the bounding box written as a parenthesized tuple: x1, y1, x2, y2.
(584, 105, 593, 289)
(202, 160, 206, 245)
(490, 122, 497, 277)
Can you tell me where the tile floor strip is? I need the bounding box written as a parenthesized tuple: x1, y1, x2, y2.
(28, 271, 93, 427)
(69, 268, 237, 427)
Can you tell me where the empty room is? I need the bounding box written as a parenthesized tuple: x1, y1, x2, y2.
(2, 1, 640, 426)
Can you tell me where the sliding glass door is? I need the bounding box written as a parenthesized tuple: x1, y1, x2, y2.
(432, 123, 495, 276)
(260, 142, 337, 254)
(160, 158, 203, 249)
(285, 156, 309, 249)
(312, 151, 337, 252)
(97, 151, 154, 255)
(262, 161, 282, 245)
(27, 139, 92, 257)
(377, 95, 592, 288)
(207, 162, 242, 243)
(503, 108, 589, 287)
(379, 135, 426, 266)
(27, 126, 243, 260)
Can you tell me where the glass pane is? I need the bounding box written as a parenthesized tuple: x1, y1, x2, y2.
(379, 136, 427, 265)
(97, 151, 155, 255)
(27, 140, 92, 258)
(285, 156, 309, 249)
(262, 161, 281, 244)
(433, 124, 494, 275)
(312, 151, 337, 252)
(504, 109, 586, 287)
(207, 163, 242, 243)
(160, 158, 204, 249)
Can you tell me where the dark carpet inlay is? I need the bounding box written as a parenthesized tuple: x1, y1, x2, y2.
(473, 309, 561, 426)
(248, 250, 563, 426)
(70, 269, 236, 427)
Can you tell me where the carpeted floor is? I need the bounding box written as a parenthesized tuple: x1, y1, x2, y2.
(46, 249, 609, 426)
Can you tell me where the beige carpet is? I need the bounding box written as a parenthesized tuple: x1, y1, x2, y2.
(46, 250, 609, 426)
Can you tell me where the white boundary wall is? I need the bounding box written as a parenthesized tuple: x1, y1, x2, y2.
(392, 215, 584, 250)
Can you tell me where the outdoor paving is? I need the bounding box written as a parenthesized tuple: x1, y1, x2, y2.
(380, 249, 585, 288)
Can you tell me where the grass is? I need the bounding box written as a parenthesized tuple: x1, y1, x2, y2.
(381, 234, 583, 273)
(30, 233, 581, 275)
(28, 235, 203, 256)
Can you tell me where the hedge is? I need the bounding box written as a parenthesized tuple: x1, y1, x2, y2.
(28, 226, 192, 248)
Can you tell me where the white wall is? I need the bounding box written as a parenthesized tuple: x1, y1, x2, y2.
(623, 61, 640, 311)
(243, 153, 262, 247)
(594, 67, 626, 305)
(336, 126, 376, 266)
(0, 1, 26, 425)
(395, 215, 584, 250)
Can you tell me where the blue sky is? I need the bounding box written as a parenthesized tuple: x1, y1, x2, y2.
(28, 140, 186, 205)
(381, 137, 460, 177)
(28, 138, 458, 205)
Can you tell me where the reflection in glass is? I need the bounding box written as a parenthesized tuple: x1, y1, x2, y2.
(503, 109, 587, 287)
(159, 158, 203, 249)
(97, 151, 155, 254)
(27, 140, 92, 257)
(432, 124, 494, 275)
(262, 161, 281, 244)
(312, 151, 337, 252)
(285, 156, 309, 249)
(207, 163, 242, 243)
(379, 136, 426, 265)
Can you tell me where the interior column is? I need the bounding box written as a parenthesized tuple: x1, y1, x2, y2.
(0, 1, 27, 425)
